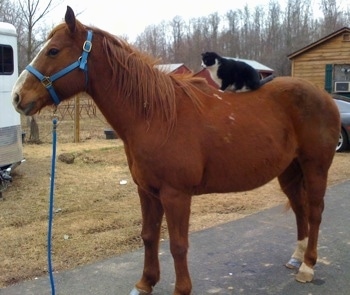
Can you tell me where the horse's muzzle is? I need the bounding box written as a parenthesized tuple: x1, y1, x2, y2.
(12, 93, 36, 116)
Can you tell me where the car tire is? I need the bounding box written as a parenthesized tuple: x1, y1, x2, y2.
(336, 128, 349, 152)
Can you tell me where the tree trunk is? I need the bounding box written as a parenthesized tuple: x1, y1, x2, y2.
(29, 116, 40, 144)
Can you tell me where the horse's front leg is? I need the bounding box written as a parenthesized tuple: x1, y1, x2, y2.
(160, 186, 192, 295)
(131, 186, 164, 295)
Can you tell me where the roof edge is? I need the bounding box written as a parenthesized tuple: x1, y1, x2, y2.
(288, 27, 350, 59)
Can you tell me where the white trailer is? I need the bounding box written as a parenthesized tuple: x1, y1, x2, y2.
(0, 22, 24, 196)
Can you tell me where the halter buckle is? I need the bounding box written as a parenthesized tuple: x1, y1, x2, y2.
(83, 40, 92, 53)
(41, 77, 53, 88)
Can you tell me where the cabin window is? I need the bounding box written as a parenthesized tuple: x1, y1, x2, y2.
(343, 33, 350, 42)
(0, 44, 14, 75)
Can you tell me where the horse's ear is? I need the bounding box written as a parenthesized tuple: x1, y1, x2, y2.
(65, 6, 76, 33)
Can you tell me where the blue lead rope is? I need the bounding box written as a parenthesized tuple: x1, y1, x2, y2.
(48, 118, 58, 295)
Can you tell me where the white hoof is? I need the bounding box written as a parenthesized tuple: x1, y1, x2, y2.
(129, 287, 150, 295)
(295, 262, 314, 283)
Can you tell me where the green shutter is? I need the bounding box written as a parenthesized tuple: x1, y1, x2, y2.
(325, 64, 333, 93)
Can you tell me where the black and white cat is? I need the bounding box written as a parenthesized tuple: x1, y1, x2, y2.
(201, 51, 272, 92)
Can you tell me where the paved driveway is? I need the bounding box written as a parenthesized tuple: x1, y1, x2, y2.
(1, 181, 350, 295)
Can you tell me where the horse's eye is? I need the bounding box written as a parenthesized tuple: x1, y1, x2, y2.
(48, 48, 59, 56)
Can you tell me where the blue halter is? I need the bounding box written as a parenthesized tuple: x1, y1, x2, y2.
(26, 30, 93, 105)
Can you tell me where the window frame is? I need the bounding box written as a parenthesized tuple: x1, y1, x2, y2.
(0, 44, 14, 75)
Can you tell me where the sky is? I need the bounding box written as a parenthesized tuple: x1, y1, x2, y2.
(47, 0, 273, 41)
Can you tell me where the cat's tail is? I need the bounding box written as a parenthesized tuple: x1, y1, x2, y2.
(259, 75, 275, 86)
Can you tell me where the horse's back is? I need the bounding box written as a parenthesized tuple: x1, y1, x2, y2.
(186, 76, 340, 194)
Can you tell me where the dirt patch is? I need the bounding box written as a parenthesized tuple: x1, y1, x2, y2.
(0, 110, 349, 288)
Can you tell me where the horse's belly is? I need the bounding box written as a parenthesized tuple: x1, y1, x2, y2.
(199, 171, 277, 194)
(195, 150, 295, 194)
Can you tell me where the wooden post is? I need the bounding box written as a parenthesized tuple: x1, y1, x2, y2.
(74, 94, 80, 143)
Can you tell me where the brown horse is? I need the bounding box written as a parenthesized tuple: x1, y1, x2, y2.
(12, 6, 340, 295)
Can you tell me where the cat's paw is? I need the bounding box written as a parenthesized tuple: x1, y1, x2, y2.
(236, 88, 250, 93)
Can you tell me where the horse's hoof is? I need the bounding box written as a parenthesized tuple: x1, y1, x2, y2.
(285, 257, 302, 269)
(129, 287, 151, 295)
(295, 262, 314, 283)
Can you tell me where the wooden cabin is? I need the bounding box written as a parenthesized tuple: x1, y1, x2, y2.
(194, 58, 274, 89)
(288, 27, 350, 97)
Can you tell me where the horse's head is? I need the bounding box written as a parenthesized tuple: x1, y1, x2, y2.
(12, 6, 90, 116)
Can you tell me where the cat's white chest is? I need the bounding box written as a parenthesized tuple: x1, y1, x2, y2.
(206, 65, 221, 87)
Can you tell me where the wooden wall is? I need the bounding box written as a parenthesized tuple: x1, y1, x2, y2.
(290, 32, 350, 90)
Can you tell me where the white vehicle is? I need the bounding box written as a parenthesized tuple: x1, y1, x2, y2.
(0, 22, 24, 196)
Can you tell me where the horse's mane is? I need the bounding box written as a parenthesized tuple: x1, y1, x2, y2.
(49, 22, 208, 130)
(86, 25, 208, 125)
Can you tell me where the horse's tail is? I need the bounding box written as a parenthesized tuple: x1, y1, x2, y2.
(259, 75, 275, 86)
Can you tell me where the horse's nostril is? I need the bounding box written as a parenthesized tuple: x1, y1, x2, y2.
(13, 93, 20, 105)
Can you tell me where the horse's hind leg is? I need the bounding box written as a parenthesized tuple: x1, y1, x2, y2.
(296, 157, 329, 283)
(132, 187, 164, 295)
(278, 160, 308, 269)
(278, 157, 329, 283)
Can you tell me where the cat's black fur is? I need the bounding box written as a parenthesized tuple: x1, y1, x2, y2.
(201, 51, 272, 92)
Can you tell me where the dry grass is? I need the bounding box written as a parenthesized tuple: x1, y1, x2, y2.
(0, 107, 349, 288)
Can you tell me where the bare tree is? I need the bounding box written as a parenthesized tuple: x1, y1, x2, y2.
(320, 0, 341, 35)
(185, 17, 210, 71)
(222, 10, 240, 56)
(135, 22, 168, 59)
(207, 12, 221, 50)
(251, 5, 265, 60)
(17, 0, 59, 67)
(168, 16, 187, 62)
(132, 0, 349, 76)
(0, 0, 19, 23)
